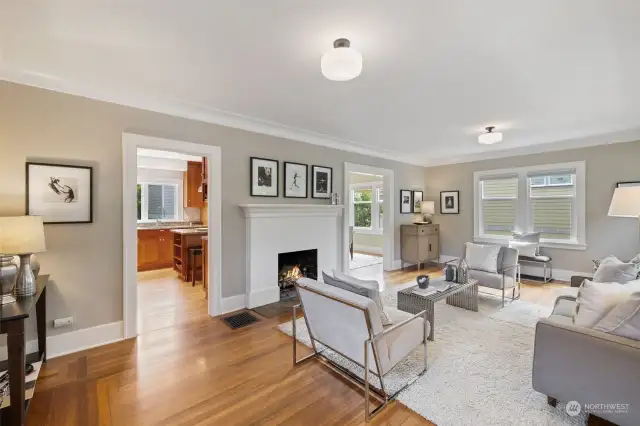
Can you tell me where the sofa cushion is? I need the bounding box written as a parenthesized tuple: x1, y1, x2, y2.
(593, 262, 639, 284)
(465, 243, 501, 273)
(594, 292, 640, 340)
(552, 298, 576, 318)
(331, 270, 393, 326)
(574, 279, 640, 328)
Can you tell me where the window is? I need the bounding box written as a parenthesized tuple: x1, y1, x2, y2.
(137, 183, 180, 221)
(350, 182, 383, 234)
(474, 162, 585, 249)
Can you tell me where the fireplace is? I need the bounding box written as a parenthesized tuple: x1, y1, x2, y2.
(278, 249, 317, 300)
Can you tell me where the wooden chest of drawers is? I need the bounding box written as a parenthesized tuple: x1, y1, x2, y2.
(400, 224, 440, 269)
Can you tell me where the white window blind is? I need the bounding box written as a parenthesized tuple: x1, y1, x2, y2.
(528, 173, 575, 240)
(481, 177, 518, 236)
(139, 183, 179, 221)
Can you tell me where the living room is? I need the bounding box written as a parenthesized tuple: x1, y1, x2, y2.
(0, 2, 639, 425)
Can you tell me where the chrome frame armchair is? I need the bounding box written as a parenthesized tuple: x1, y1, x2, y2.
(292, 279, 429, 422)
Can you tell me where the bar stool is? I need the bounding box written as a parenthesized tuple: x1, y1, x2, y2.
(188, 246, 203, 286)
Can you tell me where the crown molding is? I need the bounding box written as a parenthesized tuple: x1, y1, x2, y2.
(0, 65, 425, 166)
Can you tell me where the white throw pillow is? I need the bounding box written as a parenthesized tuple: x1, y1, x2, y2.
(332, 270, 392, 326)
(465, 243, 501, 273)
(594, 292, 640, 340)
(593, 256, 639, 283)
(508, 241, 537, 258)
(574, 279, 640, 328)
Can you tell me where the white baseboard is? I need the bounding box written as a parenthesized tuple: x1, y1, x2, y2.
(0, 340, 40, 362)
(47, 321, 125, 359)
(353, 245, 383, 255)
(247, 288, 279, 309)
(220, 294, 247, 314)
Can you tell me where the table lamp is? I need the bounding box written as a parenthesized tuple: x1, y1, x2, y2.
(608, 186, 640, 249)
(0, 216, 46, 297)
(417, 201, 436, 224)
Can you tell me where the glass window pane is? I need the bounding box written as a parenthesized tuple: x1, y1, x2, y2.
(162, 185, 177, 219)
(147, 184, 163, 219)
(549, 174, 572, 185)
(529, 176, 546, 186)
(354, 204, 372, 227)
(482, 178, 517, 199)
(353, 189, 373, 202)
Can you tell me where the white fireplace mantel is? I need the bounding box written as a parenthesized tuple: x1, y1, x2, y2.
(239, 204, 344, 308)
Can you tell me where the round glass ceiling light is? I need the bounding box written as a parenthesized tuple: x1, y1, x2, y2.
(478, 126, 503, 144)
(321, 38, 362, 81)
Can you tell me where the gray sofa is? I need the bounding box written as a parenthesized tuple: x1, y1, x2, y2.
(532, 281, 640, 425)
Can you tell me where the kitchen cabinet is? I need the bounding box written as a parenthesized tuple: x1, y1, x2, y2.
(172, 229, 207, 282)
(184, 161, 203, 208)
(137, 229, 173, 271)
(201, 156, 208, 204)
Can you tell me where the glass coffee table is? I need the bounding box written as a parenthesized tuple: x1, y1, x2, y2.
(397, 276, 478, 341)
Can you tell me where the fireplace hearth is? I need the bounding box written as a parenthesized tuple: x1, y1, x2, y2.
(278, 249, 317, 299)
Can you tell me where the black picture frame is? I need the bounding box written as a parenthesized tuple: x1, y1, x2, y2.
(412, 190, 424, 213)
(440, 190, 460, 214)
(283, 161, 308, 198)
(400, 189, 413, 214)
(311, 165, 333, 199)
(26, 161, 93, 224)
(616, 181, 640, 188)
(250, 157, 279, 197)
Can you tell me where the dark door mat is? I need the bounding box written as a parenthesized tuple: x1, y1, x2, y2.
(221, 311, 260, 329)
(252, 296, 299, 319)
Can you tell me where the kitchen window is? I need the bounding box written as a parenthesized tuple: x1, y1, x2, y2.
(473, 161, 586, 249)
(350, 182, 383, 234)
(137, 183, 181, 221)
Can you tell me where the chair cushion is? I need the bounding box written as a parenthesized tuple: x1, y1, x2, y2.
(552, 298, 576, 318)
(469, 269, 516, 290)
(465, 242, 501, 273)
(382, 307, 428, 373)
(509, 241, 538, 258)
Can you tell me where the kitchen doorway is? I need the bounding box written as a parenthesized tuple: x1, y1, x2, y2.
(122, 134, 222, 339)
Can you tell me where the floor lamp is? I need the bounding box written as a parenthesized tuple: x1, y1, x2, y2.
(608, 186, 640, 250)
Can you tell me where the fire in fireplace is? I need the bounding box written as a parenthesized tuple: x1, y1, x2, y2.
(278, 249, 318, 293)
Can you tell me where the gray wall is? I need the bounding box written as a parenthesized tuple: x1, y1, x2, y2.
(424, 141, 640, 273)
(0, 81, 425, 336)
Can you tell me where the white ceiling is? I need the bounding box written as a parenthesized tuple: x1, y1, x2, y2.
(1, 1, 640, 166)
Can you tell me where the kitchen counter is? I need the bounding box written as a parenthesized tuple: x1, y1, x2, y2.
(170, 228, 208, 235)
(137, 222, 204, 231)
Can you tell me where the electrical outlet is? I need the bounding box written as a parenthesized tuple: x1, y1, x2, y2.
(53, 317, 74, 328)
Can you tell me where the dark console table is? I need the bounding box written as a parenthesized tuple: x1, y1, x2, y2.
(0, 274, 47, 426)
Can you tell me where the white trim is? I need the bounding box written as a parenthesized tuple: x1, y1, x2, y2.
(247, 288, 280, 309)
(353, 228, 382, 236)
(353, 245, 383, 255)
(220, 294, 247, 314)
(343, 163, 394, 273)
(47, 321, 125, 359)
(123, 133, 223, 340)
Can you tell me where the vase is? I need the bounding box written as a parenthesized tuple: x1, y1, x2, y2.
(457, 258, 469, 284)
(417, 275, 429, 289)
(0, 256, 18, 295)
(445, 264, 456, 282)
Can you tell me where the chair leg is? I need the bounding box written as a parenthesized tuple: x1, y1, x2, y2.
(364, 340, 370, 421)
(502, 286, 505, 307)
(547, 396, 557, 407)
(423, 310, 428, 373)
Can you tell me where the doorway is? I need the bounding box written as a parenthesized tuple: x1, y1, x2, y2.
(122, 133, 222, 339)
(343, 163, 394, 274)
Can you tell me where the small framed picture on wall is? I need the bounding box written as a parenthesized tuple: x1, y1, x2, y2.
(412, 191, 423, 213)
(250, 157, 279, 197)
(440, 190, 459, 214)
(311, 165, 332, 199)
(400, 189, 413, 214)
(284, 162, 308, 198)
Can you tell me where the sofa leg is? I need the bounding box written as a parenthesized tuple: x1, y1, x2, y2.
(547, 396, 557, 407)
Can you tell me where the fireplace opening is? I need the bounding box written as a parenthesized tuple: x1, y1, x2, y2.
(278, 249, 317, 300)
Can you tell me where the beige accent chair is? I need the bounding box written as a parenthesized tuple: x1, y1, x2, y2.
(462, 244, 521, 307)
(293, 277, 430, 422)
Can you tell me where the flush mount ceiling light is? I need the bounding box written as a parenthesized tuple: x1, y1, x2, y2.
(478, 126, 503, 144)
(321, 38, 362, 81)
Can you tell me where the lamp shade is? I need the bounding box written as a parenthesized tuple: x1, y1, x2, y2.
(421, 201, 435, 215)
(608, 187, 640, 218)
(0, 216, 46, 254)
(321, 39, 362, 81)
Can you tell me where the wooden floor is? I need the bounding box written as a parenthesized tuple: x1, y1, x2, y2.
(27, 265, 567, 426)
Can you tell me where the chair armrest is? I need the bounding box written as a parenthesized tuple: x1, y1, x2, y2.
(501, 263, 519, 280)
(533, 318, 640, 421)
(370, 310, 426, 342)
(570, 275, 590, 287)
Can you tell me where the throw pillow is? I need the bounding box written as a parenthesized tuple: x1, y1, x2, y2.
(332, 270, 392, 326)
(631, 253, 640, 265)
(512, 232, 540, 255)
(322, 271, 368, 297)
(574, 279, 640, 328)
(592, 261, 639, 284)
(594, 292, 640, 340)
(465, 243, 501, 273)
(508, 241, 538, 258)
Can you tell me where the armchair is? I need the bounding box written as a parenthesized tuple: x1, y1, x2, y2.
(293, 277, 430, 422)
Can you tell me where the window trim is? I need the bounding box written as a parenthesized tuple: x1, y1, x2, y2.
(350, 181, 383, 235)
(473, 161, 586, 250)
(137, 178, 183, 222)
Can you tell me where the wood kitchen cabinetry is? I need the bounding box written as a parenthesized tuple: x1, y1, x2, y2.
(184, 161, 204, 208)
(137, 229, 173, 271)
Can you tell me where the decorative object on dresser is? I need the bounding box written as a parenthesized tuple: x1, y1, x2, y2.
(283, 162, 308, 198)
(330, 193, 340, 205)
(311, 165, 332, 199)
(414, 201, 435, 224)
(0, 216, 46, 297)
(26, 162, 93, 224)
(400, 224, 440, 270)
(250, 157, 279, 197)
(440, 190, 459, 214)
(412, 191, 423, 213)
(400, 189, 413, 213)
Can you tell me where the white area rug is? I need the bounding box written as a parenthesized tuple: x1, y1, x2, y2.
(350, 252, 383, 269)
(278, 283, 587, 425)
